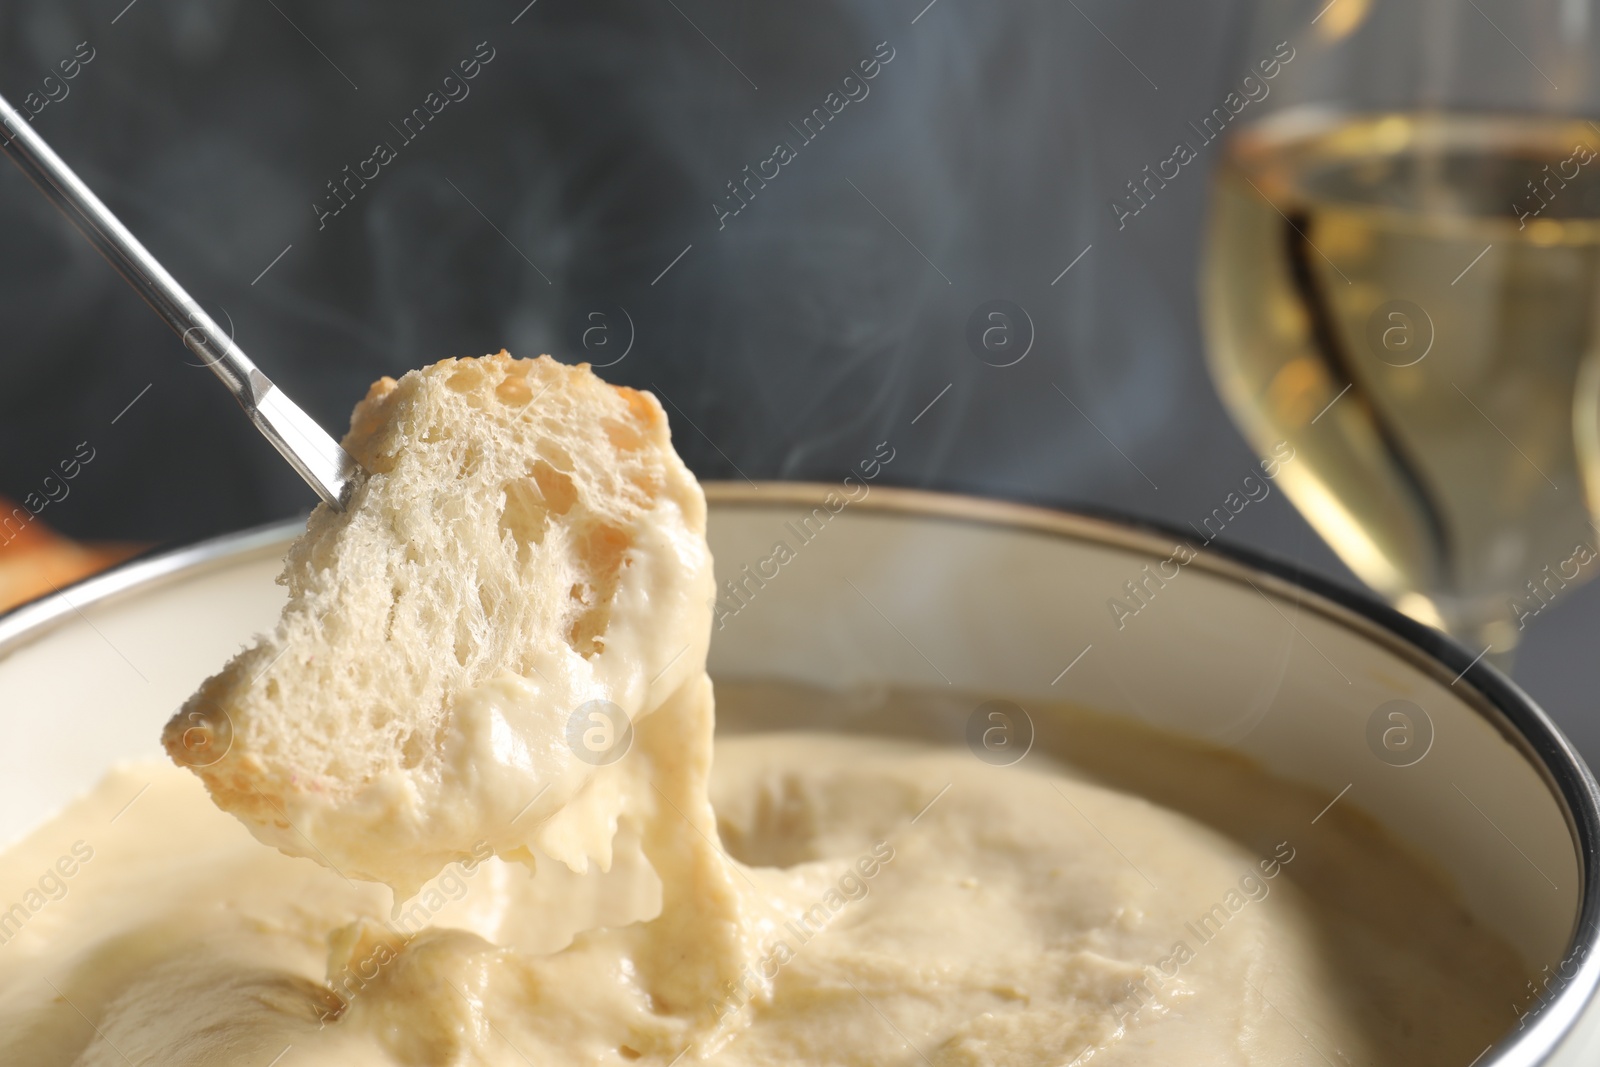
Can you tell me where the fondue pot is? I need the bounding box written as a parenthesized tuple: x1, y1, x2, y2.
(2, 484, 1596, 1063)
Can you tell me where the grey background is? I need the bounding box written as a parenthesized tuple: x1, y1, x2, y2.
(0, 0, 1594, 762)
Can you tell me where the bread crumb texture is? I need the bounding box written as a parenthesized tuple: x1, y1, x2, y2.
(161, 353, 713, 896)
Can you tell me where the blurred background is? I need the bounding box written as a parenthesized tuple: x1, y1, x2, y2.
(1, 0, 1597, 761)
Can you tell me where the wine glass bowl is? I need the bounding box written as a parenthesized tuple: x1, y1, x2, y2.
(1203, 108, 1600, 657)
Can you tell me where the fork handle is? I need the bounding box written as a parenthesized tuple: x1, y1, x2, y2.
(0, 92, 260, 402)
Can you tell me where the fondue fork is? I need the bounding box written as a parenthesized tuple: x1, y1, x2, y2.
(0, 91, 359, 509)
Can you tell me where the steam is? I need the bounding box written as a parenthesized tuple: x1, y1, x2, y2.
(0, 0, 1312, 558)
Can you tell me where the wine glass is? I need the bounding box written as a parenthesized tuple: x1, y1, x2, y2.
(1201, 0, 1600, 665)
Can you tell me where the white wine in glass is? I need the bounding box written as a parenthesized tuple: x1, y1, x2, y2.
(1203, 109, 1600, 656)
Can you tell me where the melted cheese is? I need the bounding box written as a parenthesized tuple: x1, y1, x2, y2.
(0, 684, 1526, 1066)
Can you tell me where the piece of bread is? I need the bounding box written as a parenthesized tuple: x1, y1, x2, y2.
(162, 352, 714, 898)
